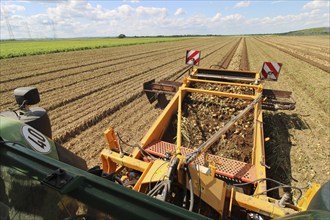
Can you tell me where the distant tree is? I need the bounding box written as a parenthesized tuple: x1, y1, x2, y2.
(118, 34, 126, 38)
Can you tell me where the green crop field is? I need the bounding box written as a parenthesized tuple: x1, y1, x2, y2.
(0, 37, 189, 59)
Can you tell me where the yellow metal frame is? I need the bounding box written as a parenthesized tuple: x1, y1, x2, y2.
(104, 127, 120, 150)
(297, 183, 321, 211)
(187, 77, 262, 89)
(99, 67, 305, 218)
(228, 190, 296, 218)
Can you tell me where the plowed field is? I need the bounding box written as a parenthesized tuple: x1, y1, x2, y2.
(1, 36, 329, 195)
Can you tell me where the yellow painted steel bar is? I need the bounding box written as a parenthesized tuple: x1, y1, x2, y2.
(193, 67, 257, 75)
(133, 162, 154, 192)
(298, 183, 321, 211)
(101, 149, 149, 173)
(230, 190, 296, 218)
(228, 188, 234, 217)
(252, 92, 267, 196)
(188, 78, 262, 90)
(182, 87, 255, 100)
(176, 88, 182, 154)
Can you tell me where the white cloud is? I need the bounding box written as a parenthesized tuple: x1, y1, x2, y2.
(136, 6, 167, 17)
(222, 14, 243, 22)
(42, 19, 53, 25)
(0, 4, 25, 15)
(251, 9, 330, 33)
(123, 0, 140, 3)
(233, 1, 250, 9)
(211, 13, 222, 22)
(175, 8, 185, 16)
(1, 0, 330, 39)
(117, 4, 134, 16)
(303, 0, 330, 10)
(211, 12, 242, 23)
(43, 2, 168, 37)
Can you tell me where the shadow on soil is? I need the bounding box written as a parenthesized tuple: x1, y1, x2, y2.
(263, 111, 310, 199)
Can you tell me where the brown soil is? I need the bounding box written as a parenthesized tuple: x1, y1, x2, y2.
(246, 37, 330, 197)
(256, 37, 329, 73)
(180, 82, 254, 163)
(240, 38, 250, 71)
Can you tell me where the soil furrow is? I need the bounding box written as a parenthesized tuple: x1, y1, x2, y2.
(0, 43, 192, 90)
(218, 37, 242, 69)
(256, 38, 329, 73)
(1, 40, 228, 108)
(49, 38, 236, 144)
(240, 37, 250, 71)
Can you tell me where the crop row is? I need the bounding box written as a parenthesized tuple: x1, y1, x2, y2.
(43, 38, 231, 110)
(48, 38, 238, 143)
(256, 37, 329, 72)
(269, 36, 329, 51)
(1, 41, 183, 82)
(1, 39, 202, 88)
(264, 39, 329, 59)
(1, 38, 234, 110)
(0, 38, 210, 81)
(1, 41, 192, 106)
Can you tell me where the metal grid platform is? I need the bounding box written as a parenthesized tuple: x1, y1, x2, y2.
(145, 141, 256, 183)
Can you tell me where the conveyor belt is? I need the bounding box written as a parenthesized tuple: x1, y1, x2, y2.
(145, 141, 256, 183)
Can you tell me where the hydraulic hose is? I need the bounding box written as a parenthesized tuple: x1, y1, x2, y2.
(185, 165, 194, 211)
(182, 167, 188, 209)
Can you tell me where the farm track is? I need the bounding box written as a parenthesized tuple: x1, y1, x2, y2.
(240, 38, 250, 71)
(217, 37, 242, 69)
(255, 37, 329, 73)
(226, 37, 250, 71)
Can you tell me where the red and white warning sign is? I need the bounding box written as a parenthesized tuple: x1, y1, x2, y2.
(261, 62, 282, 81)
(185, 50, 201, 66)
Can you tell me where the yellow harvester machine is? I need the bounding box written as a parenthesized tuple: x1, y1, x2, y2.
(99, 64, 326, 219)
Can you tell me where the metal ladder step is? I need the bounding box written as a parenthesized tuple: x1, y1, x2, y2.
(145, 141, 256, 183)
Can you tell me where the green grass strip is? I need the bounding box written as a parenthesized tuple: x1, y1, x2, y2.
(0, 37, 190, 59)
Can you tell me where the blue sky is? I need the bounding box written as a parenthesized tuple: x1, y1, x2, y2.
(0, 0, 329, 39)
